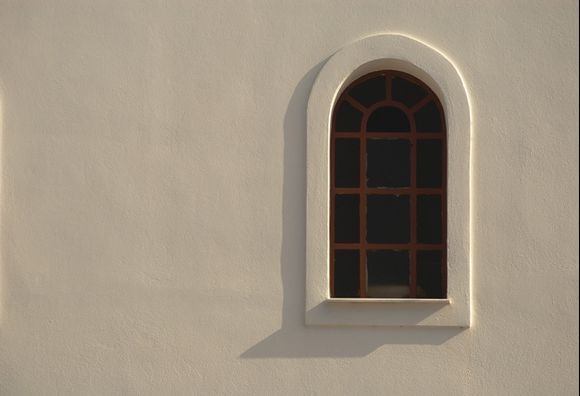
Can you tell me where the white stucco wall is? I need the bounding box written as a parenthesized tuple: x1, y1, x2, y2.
(0, 1, 578, 394)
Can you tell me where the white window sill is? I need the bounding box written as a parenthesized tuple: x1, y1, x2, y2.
(306, 297, 468, 327)
(327, 298, 450, 304)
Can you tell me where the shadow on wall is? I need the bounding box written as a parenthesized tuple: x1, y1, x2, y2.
(241, 60, 464, 359)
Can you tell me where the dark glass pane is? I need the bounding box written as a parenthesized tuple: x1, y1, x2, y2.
(334, 250, 360, 297)
(335, 101, 362, 132)
(335, 139, 360, 187)
(417, 139, 443, 188)
(367, 195, 410, 243)
(417, 195, 442, 243)
(367, 250, 410, 298)
(415, 101, 442, 132)
(417, 250, 444, 298)
(335, 195, 359, 243)
(366, 139, 410, 187)
(367, 107, 410, 132)
(349, 75, 386, 107)
(392, 77, 427, 107)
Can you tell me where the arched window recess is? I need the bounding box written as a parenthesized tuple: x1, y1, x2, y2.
(305, 34, 471, 327)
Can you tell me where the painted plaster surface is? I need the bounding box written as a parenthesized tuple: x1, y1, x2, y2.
(0, 1, 578, 394)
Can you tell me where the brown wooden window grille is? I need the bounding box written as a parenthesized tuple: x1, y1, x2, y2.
(330, 70, 447, 299)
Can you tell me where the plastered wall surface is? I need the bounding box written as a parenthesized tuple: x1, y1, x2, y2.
(0, 1, 578, 395)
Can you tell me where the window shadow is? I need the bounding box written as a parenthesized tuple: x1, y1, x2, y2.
(240, 61, 464, 359)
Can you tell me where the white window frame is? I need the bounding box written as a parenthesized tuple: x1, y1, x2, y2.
(306, 34, 472, 327)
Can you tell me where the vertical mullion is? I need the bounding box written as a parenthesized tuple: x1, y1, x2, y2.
(410, 113, 418, 298)
(330, 133, 336, 297)
(359, 114, 367, 298)
(442, 204, 448, 297)
(410, 144, 417, 297)
(441, 116, 448, 298)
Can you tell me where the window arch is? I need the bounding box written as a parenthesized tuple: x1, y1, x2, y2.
(330, 70, 447, 299)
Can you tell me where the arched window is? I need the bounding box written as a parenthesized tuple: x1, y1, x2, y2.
(306, 34, 470, 326)
(330, 70, 446, 299)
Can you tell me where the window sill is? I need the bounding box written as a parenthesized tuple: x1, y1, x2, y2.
(327, 298, 450, 304)
(306, 297, 468, 327)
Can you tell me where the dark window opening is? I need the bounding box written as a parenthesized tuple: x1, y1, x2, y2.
(417, 195, 442, 244)
(366, 195, 410, 244)
(334, 101, 362, 132)
(367, 250, 410, 298)
(330, 70, 447, 299)
(334, 195, 359, 243)
(415, 101, 442, 132)
(392, 77, 427, 107)
(367, 139, 411, 188)
(334, 250, 360, 297)
(417, 139, 443, 187)
(367, 106, 410, 132)
(349, 75, 386, 107)
(417, 250, 444, 298)
(335, 139, 360, 187)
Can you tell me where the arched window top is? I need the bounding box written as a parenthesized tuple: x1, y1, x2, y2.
(333, 70, 444, 133)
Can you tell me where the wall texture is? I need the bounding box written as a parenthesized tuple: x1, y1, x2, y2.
(0, 1, 578, 394)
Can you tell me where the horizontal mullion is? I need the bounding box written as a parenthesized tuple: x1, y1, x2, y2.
(334, 243, 444, 250)
(332, 188, 443, 195)
(369, 133, 444, 139)
(332, 132, 360, 138)
(332, 132, 444, 139)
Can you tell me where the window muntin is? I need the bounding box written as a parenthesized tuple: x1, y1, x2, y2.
(330, 70, 447, 299)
